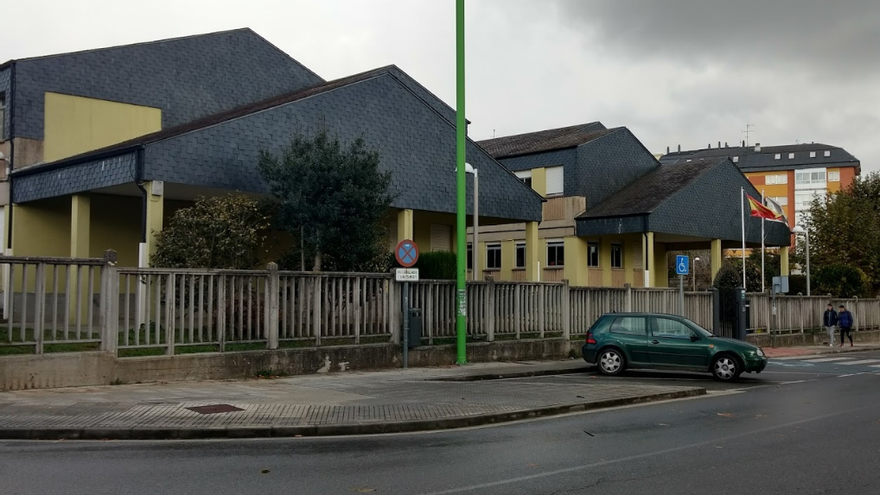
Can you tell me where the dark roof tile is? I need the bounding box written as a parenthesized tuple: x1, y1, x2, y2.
(477, 122, 609, 158)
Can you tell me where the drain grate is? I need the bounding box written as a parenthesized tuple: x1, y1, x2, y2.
(186, 404, 245, 415)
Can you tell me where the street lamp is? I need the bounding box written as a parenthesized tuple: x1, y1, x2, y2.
(792, 226, 810, 296)
(693, 256, 700, 291)
(454, 163, 478, 280)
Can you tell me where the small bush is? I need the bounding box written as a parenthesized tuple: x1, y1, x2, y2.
(410, 251, 457, 280)
(812, 264, 870, 298)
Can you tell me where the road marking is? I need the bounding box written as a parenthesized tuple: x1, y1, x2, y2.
(837, 374, 859, 378)
(871, 365, 880, 369)
(836, 359, 880, 366)
(419, 404, 876, 495)
(798, 357, 851, 363)
(778, 379, 816, 385)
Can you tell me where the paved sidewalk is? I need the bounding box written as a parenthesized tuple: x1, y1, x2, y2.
(0, 360, 703, 440)
(762, 343, 880, 358)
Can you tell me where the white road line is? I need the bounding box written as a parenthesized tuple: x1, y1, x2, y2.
(870, 364, 880, 368)
(836, 359, 880, 366)
(838, 374, 858, 378)
(798, 357, 851, 363)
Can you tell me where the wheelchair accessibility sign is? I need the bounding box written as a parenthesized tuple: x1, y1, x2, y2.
(675, 255, 689, 276)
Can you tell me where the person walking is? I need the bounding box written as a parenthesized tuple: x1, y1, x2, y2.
(823, 304, 838, 347)
(838, 304, 854, 347)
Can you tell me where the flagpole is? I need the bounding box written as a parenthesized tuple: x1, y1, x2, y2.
(741, 186, 746, 289)
(761, 188, 765, 293)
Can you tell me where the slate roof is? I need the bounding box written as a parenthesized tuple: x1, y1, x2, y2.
(12, 66, 544, 223)
(2, 28, 325, 141)
(478, 122, 609, 158)
(578, 159, 719, 219)
(660, 143, 860, 172)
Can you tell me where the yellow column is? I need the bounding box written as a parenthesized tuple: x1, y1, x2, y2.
(563, 236, 587, 286)
(397, 209, 414, 241)
(70, 195, 91, 258)
(531, 168, 547, 197)
(477, 241, 488, 281)
(500, 240, 514, 281)
(653, 242, 668, 287)
(624, 239, 635, 285)
(642, 232, 655, 287)
(711, 239, 723, 282)
(144, 181, 165, 266)
(780, 246, 790, 277)
(525, 221, 540, 281)
(601, 237, 613, 287)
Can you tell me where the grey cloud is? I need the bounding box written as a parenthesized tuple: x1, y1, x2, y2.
(552, 0, 880, 73)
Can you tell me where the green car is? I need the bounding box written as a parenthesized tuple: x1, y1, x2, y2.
(582, 313, 767, 381)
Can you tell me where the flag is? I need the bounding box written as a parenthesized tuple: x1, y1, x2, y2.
(747, 194, 783, 222)
(763, 196, 789, 224)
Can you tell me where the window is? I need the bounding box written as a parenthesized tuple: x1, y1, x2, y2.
(795, 169, 826, 187)
(609, 316, 647, 336)
(769, 196, 788, 206)
(774, 153, 781, 160)
(587, 242, 599, 267)
(732, 156, 739, 163)
(824, 150, 832, 157)
(765, 174, 788, 185)
(515, 170, 533, 189)
(486, 243, 501, 270)
(466, 244, 473, 270)
(546, 166, 564, 196)
(795, 190, 823, 211)
(547, 241, 564, 267)
(515, 243, 526, 269)
(653, 317, 696, 339)
(810, 151, 817, 158)
(828, 171, 840, 182)
(611, 243, 623, 268)
(430, 224, 451, 252)
(788, 153, 795, 159)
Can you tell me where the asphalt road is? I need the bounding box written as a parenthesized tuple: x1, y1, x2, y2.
(3, 350, 880, 495)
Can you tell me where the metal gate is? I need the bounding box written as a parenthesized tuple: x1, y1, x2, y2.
(715, 288, 739, 338)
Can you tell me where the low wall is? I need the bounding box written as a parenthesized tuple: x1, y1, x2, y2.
(1, 339, 571, 391)
(746, 329, 880, 347)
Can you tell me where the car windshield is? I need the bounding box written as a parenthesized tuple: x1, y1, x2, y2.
(686, 320, 715, 337)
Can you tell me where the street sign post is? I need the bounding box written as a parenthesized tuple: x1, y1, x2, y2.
(394, 240, 420, 369)
(675, 255, 689, 315)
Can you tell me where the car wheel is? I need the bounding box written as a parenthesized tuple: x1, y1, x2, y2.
(712, 354, 741, 381)
(598, 348, 625, 376)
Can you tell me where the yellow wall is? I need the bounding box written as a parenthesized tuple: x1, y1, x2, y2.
(11, 198, 71, 257)
(563, 236, 587, 286)
(827, 168, 841, 193)
(89, 194, 142, 267)
(531, 167, 547, 197)
(44, 92, 161, 162)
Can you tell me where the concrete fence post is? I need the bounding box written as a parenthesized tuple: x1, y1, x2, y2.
(34, 262, 46, 355)
(99, 250, 119, 355)
(486, 277, 496, 342)
(562, 279, 571, 341)
(624, 283, 632, 313)
(218, 274, 227, 352)
(388, 273, 400, 344)
(267, 263, 280, 350)
(711, 288, 721, 334)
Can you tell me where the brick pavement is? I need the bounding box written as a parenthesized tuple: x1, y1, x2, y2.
(0, 361, 703, 439)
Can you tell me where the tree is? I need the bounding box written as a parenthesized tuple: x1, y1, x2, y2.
(804, 172, 880, 290)
(258, 130, 394, 272)
(152, 195, 270, 269)
(714, 259, 762, 293)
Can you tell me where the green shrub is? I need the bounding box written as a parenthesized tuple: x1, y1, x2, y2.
(812, 264, 870, 298)
(410, 251, 456, 280)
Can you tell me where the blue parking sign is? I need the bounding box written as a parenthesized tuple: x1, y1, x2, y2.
(675, 255, 689, 275)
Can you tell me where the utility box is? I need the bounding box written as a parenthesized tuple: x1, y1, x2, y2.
(407, 308, 422, 349)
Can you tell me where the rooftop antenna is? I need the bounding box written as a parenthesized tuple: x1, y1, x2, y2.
(742, 124, 754, 147)
(492, 129, 496, 139)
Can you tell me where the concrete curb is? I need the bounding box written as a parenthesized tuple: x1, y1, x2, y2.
(0, 388, 705, 441)
(433, 365, 591, 381)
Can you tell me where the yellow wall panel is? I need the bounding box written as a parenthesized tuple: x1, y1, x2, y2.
(44, 92, 162, 162)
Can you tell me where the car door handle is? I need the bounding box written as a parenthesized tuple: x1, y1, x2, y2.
(651, 340, 660, 345)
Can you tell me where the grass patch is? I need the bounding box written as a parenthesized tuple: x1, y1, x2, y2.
(118, 347, 166, 358)
(44, 342, 100, 353)
(0, 345, 35, 356)
(256, 369, 288, 379)
(224, 342, 267, 352)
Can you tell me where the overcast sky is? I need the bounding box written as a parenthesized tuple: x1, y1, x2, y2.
(4, 0, 879, 172)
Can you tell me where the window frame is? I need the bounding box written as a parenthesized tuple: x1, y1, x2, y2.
(610, 243, 623, 269)
(485, 243, 502, 270)
(466, 243, 473, 270)
(547, 241, 565, 267)
(809, 151, 817, 158)
(774, 153, 781, 160)
(828, 171, 840, 182)
(824, 150, 832, 157)
(587, 242, 600, 267)
(515, 242, 526, 269)
(788, 152, 795, 159)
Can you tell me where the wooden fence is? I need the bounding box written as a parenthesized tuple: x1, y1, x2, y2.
(747, 293, 880, 333)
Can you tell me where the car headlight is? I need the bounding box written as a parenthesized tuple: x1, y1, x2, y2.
(756, 348, 765, 357)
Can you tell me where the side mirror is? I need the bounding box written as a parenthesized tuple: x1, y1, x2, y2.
(690, 335, 700, 342)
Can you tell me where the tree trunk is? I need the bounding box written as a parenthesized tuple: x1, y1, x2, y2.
(313, 250, 323, 272)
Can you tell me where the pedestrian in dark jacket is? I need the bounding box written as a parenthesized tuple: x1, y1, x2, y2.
(823, 304, 838, 347)
(838, 305, 854, 347)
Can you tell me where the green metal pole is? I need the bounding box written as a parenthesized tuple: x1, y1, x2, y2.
(455, 0, 467, 365)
